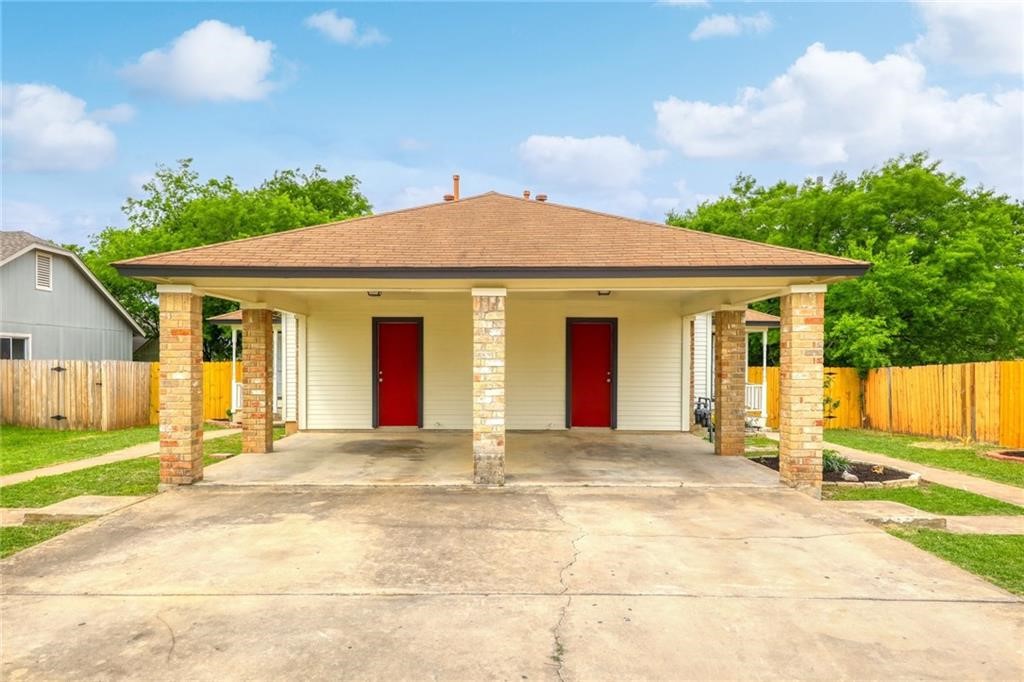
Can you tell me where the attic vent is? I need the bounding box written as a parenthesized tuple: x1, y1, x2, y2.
(35, 252, 53, 291)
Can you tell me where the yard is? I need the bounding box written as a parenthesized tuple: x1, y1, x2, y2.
(0, 426, 284, 558)
(824, 429, 1023, 487)
(0, 425, 161, 475)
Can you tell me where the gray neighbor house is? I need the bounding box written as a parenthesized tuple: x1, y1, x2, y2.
(0, 230, 144, 360)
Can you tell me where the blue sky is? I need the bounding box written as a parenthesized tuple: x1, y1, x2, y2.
(3, 1, 1022, 245)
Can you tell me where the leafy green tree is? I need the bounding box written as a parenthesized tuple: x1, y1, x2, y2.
(669, 153, 1024, 370)
(83, 160, 371, 358)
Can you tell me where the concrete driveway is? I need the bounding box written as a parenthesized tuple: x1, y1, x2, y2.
(2, 484, 1021, 680)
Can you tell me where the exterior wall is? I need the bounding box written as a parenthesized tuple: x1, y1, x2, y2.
(0, 250, 134, 360)
(692, 312, 713, 401)
(283, 313, 298, 423)
(507, 296, 683, 430)
(306, 294, 471, 429)
(303, 293, 686, 431)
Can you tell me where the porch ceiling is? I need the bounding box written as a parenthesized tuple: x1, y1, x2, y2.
(169, 276, 815, 316)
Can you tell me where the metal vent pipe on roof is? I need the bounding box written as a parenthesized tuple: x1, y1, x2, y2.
(523, 190, 531, 200)
(453, 174, 460, 201)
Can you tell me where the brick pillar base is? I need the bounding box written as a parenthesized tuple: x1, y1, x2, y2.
(242, 307, 274, 454)
(779, 290, 825, 496)
(158, 289, 204, 485)
(472, 289, 506, 484)
(714, 309, 746, 455)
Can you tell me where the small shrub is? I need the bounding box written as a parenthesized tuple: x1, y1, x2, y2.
(823, 449, 851, 474)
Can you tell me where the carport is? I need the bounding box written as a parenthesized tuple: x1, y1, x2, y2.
(115, 188, 868, 495)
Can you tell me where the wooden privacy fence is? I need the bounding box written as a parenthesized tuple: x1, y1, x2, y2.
(862, 361, 1024, 448)
(1, 360, 151, 431)
(148, 361, 241, 424)
(750, 360, 1024, 447)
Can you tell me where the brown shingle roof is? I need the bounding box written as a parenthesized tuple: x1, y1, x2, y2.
(115, 192, 868, 277)
(745, 309, 781, 326)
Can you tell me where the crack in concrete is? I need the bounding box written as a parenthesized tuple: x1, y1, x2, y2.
(155, 614, 176, 662)
(546, 491, 587, 682)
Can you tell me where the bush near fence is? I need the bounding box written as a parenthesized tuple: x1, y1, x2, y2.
(750, 360, 1024, 448)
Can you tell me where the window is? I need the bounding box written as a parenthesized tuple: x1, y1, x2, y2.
(35, 252, 53, 290)
(0, 335, 30, 360)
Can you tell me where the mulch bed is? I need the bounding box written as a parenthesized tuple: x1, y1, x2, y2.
(986, 450, 1024, 463)
(748, 456, 912, 482)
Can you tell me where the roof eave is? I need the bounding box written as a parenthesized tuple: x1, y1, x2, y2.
(114, 263, 870, 280)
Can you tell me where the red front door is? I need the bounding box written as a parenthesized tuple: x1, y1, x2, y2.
(376, 320, 421, 426)
(569, 320, 614, 427)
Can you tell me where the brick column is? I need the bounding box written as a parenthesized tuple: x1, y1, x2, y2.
(779, 287, 826, 496)
(472, 288, 506, 484)
(242, 307, 274, 454)
(714, 309, 746, 456)
(157, 287, 204, 485)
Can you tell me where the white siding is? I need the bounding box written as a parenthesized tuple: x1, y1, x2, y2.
(507, 296, 683, 430)
(693, 312, 713, 401)
(283, 313, 298, 422)
(305, 293, 687, 431)
(306, 295, 471, 429)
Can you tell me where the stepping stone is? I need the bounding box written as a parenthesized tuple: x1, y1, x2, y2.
(944, 516, 1024, 535)
(829, 500, 947, 529)
(1, 508, 33, 527)
(22, 495, 148, 525)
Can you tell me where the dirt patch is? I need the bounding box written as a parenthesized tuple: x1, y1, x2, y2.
(748, 456, 913, 483)
(910, 441, 965, 451)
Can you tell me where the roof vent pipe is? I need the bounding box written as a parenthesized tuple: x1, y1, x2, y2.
(535, 194, 548, 202)
(453, 174, 460, 201)
(523, 190, 531, 200)
(443, 194, 455, 202)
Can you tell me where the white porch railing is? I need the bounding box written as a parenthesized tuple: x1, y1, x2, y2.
(745, 383, 763, 411)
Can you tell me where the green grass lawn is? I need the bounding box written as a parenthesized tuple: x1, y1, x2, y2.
(0, 520, 88, 559)
(0, 425, 160, 476)
(0, 428, 285, 509)
(745, 434, 778, 450)
(825, 429, 1023, 488)
(887, 528, 1024, 596)
(0, 423, 229, 476)
(826, 481, 1024, 516)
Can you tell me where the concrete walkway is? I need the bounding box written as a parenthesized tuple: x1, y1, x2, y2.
(830, 500, 1024, 534)
(765, 432, 1024, 506)
(0, 429, 240, 487)
(2, 485, 1021, 680)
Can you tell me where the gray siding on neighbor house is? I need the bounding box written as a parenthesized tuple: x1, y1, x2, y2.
(0, 250, 135, 360)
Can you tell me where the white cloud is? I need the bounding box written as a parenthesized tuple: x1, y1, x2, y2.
(1, 83, 128, 171)
(1, 200, 60, 232)
(654, 43, 1023, 191)
(911, 1, 1023, 75)
(304, 10, 388, 47)
(690, 12, 773, 40)
(398, 137, 429, 152)
(518, 135, 667, 188)
(91, 103, 136, 123)
(120, 20, 276, 101)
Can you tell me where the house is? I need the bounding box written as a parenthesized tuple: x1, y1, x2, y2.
(692, 308, 780, 427)
(115, 184, 868, 494)
(0, 230, 144, 360)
